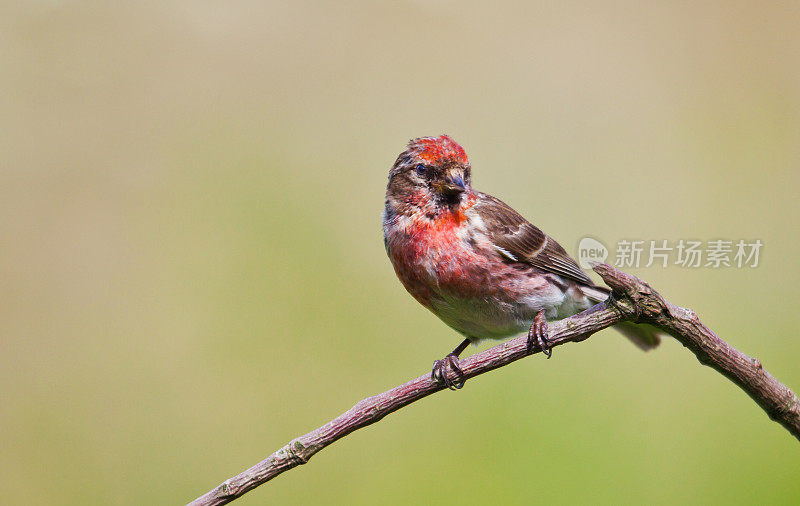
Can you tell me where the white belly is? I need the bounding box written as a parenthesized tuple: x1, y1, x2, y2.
(428, 284, 587, 343)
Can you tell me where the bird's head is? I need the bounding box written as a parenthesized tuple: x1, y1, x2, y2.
(386, 135, 472, 215)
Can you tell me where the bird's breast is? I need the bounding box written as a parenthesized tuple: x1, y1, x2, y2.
(384, 208, 498, 303)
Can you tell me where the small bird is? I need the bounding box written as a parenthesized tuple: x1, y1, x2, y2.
(382, 135, 660, 389)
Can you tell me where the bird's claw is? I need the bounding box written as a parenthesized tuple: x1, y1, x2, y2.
(431, 353, 466, 390)
(527, 310, 552, 358)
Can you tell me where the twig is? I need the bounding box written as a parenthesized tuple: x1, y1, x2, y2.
(188, 263, 800, 505)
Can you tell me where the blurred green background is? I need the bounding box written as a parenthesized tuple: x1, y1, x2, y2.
(2, 1, 799, 504)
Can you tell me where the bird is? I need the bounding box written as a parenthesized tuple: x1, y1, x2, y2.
(382, 135, 660, 389)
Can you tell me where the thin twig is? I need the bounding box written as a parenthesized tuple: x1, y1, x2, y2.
(188, 263, 799, 505)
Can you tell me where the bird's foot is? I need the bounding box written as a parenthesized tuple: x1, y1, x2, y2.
(527, 310, 552, 358)
(431, 353, 466, 390)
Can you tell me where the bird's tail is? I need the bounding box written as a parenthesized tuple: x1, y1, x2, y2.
(579, 285, 662, 351)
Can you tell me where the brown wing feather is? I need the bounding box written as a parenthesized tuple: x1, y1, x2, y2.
(474, 192, 593, 286)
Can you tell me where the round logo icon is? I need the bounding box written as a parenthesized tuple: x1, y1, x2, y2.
(577, 237, 609, 269)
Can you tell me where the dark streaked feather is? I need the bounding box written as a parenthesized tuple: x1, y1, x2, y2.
(473, 193, 661, 350)
(474, 192, 593, 286)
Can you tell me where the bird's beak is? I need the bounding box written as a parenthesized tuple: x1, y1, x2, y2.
(437, 176, 466, 195)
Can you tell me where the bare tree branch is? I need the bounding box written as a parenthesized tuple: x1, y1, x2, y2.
(187, 263, 800, 506)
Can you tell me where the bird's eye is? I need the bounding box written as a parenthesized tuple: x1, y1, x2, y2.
(415, 164, 427, 176)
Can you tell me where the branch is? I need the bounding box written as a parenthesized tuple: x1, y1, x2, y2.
(188, 264, 800, 505)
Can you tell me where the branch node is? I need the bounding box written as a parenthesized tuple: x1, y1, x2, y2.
(607, 290, 639, 321)
(283, 440, 311, 465)
(216, 480, 234, 498)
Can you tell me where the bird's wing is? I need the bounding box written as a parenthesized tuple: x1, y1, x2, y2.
(473, 192, 593, 286)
